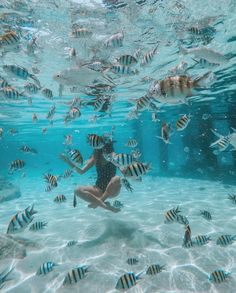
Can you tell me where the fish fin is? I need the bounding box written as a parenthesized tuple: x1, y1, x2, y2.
(136, 270, 145, 279)
(211, 129, 223, 138)
(231, 127, 236, 133)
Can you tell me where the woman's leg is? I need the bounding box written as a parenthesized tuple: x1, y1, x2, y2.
(101, 176, 122, 201)
(74, 186, 119, 212)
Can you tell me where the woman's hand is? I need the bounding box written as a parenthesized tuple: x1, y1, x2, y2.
(60, 153, 72, 165)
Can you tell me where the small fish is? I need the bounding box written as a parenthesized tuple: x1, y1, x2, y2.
(176, 214, 189, 226)
(121, 162, 150, 178)
(121, 177, 133, 192)
(24, 82, 40, 94)
(135, 95, 153, 112)
(29, 221, 47, 231)
(42, 128, 47, 134)
(0, 267, 14, 289)
(164, 206, 181, 223)
(44, 174, 58, 187)
(141, 45, 158, 66)
(93, 98, 106, 112)
(63, 266, 89, 285)
(32, 113, 38, 122)
(46, 104, 56, 120)
(104, 31, 124, 48)
(115, 271, 143, 290)
(71, 28, 92, 38)
(111, 65, 138, 75)
(65, 107, 81, 123)
(176, 114, 191, 131)
(0, 127, 3, 139)
(3, 65, 40, 87)
(151, 112, 159, 122)
(20, 145, 37, 154)
(104, 152, 136, 167)
(157, 123, 172, 144)
(182, 239, 195, 248)
(113, 200, 124, 208)
(64, 135, 73, 145)
(54, 194, 67, 203)
(62, 169, 73, 179)
(228, 194, 236, 204)
(182, 224, 192, 248)
(125, 138, 138, 148)
(87, 134, 105, 149)
(216, 235, 236, 246)
(68, 149, 83, 165)
(66, 240, 78, 247)
(0, 86, 20, 99)
(146, 264, 165, 275)
(9, 128, 18, 135)
(210, 134, 230, 152)
(36, 262, 57, 275)
(116, 55, 138, 66)
(0, 77, 9, 88)
(209, 269, 231, 284)
(127, 258, 139, 265)
(41, 88, 53, 99)
(194, 235, 211, 246)
(9, 159, 25, 171)
(200, 210, 212, 220)
(180, 46, 228, 64)
(0, 31, 20, 49)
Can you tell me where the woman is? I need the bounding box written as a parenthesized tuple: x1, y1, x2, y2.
(60, 140, 121, 212)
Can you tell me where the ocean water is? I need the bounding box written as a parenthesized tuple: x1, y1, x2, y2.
(0, 0, 236, 292)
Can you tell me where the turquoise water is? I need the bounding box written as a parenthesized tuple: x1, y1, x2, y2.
(0, 0, 236, 292)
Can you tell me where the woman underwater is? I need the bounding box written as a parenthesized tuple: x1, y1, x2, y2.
(60, 138, 121, 213)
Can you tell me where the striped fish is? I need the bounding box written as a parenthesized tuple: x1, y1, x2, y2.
(46, 104, 56, 120)
(0, 77, 9, 88)
(71, 28, 92, 38)
(62, 169, 73, 179)
(209, 269, 231, 284)
(121, 178, 133, 192)
(24, 82, 40, 94)
(117, 55, 137, 66)
(66, 240, 78, 247)
(200, 210, 212, 220)
(69, 107, 81, 119)
(125, 138, 138, 148)
(29, 221, 47, 231)
(20, 145, 37, 154)
(41, 88, 53, 99)
(104, 31, 124, 48)
(94, 98, 106, 112)
(111, 65, 138, 75)
(176, 214, 189, 226)
(115, 271, 143, 290)
(127, 258, 139, 265)
(36, 262, 57, 275)
(7, 205, 37, 234)
(182, 224, 192, 247)
(164, 206, 181, 223)
(0, 31, 20, 48)
(63, 266, 89, 285)
(105, 152, 136, 167)
(182, 239, 194, 248)
(0, 87, 20, 99)
(194, 235, 211, 246)
(3, 65, 40, 87)
(135, 95, 153, 112)
(87, 134, 105, 149)
(113, 200, 124, 208)
(210, 136, 230, 152)
(216, 235, 236, 246)
(176, 115, 191, 131)
(228, 194, 236, 204)
(54, 194, 67, 203)
(0, 128, 3, 139)
(141, 45, 158, 66)
(44, 174, 58, 187)
(146, 264, 165, 275)
(32, 113, 38, 122)
(9, 159, 25, 171)
(121, 162, 150, 178)
(68, 149, 83, 165)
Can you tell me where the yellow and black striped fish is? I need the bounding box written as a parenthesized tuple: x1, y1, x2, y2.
(121, 162, 150, 178)
(111, 65, 138, 75)
(63, 266, 89, 285)
(115, 271, 143, 290)
(44, 174, 58, 187)
(68, 149, 83, 165)
(146, 264, 165, 275)
(209, 270, 231, 284)
(176, 114, 191, 131)
(200, 210, 212, 220)
(54, 194, 67, 203)
(36, 262, 57, 275)
(41, 88, 53, 99)
(10, 159, 25, 171)
(0, 87, 20, 99)
(0, 31, 20, 48)
(29, 221, 47, 231)
(135, 95, 153, 112)
(194, 235, 211, 246)
(141, 45, 158, 66)
(104, 31, 124, 48)
(216, 234, 236, 246)
(71, 28, 92, 38)
(125, 138, 138, 148)
(164, 206, 181, 223)
(87, 134, 105, 149)
(127, 258, 139, 265)
(62, 169, 73, 179)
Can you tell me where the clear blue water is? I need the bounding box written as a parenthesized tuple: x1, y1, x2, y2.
(0, 0, 236, 292)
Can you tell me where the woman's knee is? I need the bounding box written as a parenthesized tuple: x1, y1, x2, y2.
(110, 176, 121, 187)
(75, 186, 84, 196)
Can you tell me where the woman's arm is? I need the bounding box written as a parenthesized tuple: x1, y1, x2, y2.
(60, 153, 95, 174)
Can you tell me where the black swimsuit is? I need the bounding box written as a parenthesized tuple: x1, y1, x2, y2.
(94, 151, 116, 192)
